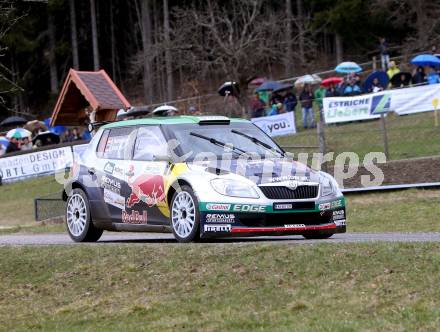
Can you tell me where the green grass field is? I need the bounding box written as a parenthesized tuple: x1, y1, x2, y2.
(276, 111, 440, 162)
(0, 176, 63, 227)
(0, 243, 439, 331)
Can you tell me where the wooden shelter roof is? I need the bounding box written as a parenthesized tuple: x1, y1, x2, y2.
(51, 69, 130, 126)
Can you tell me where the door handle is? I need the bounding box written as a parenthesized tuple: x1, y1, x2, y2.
(88, 167, 96, 175)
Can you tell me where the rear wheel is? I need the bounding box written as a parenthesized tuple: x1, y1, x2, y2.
(66, 188, 103, 242)
(170, 185, 200, 243)
(302, 232, 334, 240)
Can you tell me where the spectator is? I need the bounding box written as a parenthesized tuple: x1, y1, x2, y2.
(269, 103, 284, 116)
(427, 67, 440, 85)
(387, 61, 400, 79)
(379, 37, 390, 70)
(250, 92, 266, 118)
(72, 128, 82, 140)
(412, 66, 426, 85)
(325, 84, 339, 97)
(314, 84, 326, 114)
(64, 129, 74, 142)
(299, 85, 314, 129)
(6, 137, 21, 154)
(432, 45, 438, 55)
(397, 73, 411, 88)
(21, 137, 32, 151)
(370, 77, 384, 93)
(33, 139, 43, 149)
(283, 90, 297, 113)
(188, 105, 202, 116)
(343, 80, 361, 96)
(270, 91, 283, 106)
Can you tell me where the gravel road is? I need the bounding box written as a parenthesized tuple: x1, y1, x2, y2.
(1, 232, 440, 246)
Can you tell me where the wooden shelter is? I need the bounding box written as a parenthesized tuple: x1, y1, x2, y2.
(50, 69, 131, 126)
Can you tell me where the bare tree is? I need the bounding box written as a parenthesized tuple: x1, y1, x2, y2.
(335, 33, 343, 64)
(0, 2, 24, 108)
(372, 0, 440, 52)
(47, 7, 58, 93)
(172, 0, 284, 115)
(296, 0, 305, 67)
(141, 0, 153, 104)
(90, 0, 99, 70)
(69, 0, 79, 69)
(163, 0, 173, 100)
(285, 0, 294, 75)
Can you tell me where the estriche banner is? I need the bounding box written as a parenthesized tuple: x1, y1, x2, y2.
(323, 83, 440, 124)
(251, 112, 297, 137)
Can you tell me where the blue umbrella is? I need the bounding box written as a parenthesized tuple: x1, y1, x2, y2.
(255, 80, 284, 92)
(0, 136, 9, 149)
(44, 117, 66, 135)
(363, 71, 389, 93)
(410, 54, 440, 67)
(335, 61, 362, 73)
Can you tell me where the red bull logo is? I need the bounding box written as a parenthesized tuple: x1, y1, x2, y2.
(126, 174, 165, 208)
(122, 210, 148, 224)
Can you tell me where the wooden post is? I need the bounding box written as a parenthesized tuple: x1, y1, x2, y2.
(372, 55, 377, 71)
(380, 114, 389, 159)
(318, 108, 327, 172)
(433, 98, 439, 127)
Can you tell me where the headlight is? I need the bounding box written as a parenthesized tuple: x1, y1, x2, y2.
(320, 172, 339, 197)
(210, 178, 260, 198)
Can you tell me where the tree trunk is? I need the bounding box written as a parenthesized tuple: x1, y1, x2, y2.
(285, 0, 294, 76)
(69, 0, 79, 70)
(47, 10, 58, 94)
(141, 0, 153, 104)
(296, 0, 305, 68)
(90, 0, 99, 70)
(335, 33, 343, 64)
(110, 0, 117, 81)
(163, 0, 173, 100)
(414, 0, 428, 49)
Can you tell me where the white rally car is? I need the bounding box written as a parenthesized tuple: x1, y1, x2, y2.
(63, 116, 346, 242)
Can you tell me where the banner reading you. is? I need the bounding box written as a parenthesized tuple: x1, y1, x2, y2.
(251, 112, 297, 137)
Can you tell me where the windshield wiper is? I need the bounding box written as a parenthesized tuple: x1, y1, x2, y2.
(189, 132, 247, 155)
(231, 129, 285, 157)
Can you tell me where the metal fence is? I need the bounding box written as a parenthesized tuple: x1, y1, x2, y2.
(34, 192, 65, 222)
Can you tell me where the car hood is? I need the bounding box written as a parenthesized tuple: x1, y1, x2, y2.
(187, 158, 320, 185)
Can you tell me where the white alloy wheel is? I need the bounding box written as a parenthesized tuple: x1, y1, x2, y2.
(67, 193, 87, 236)
(171, 191, 196, 239)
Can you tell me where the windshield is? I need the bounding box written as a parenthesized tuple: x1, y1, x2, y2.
(166, 122, 284, 161)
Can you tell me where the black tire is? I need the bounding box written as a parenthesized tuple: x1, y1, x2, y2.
(170, 185, 200, 243)
(302, 232, 334, 240)
(66, 188, 103, 242)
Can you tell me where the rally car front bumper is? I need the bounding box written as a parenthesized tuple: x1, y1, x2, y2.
(198, 197, 346, 238)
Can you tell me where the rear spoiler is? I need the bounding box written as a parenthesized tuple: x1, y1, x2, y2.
(197, 116, 231, 125)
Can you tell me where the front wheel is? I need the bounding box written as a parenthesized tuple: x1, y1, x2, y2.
(66, 188, 103, 242)
(170, 185, 200, 243)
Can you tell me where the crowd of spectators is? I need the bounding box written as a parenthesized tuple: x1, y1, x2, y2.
(0, 126, 90, 157)
(250, 41, 440, 129)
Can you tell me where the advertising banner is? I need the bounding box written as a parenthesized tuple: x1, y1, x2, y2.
(323, 83, 440, 124)
(391, 84, 440, 115)
(0, 146, 73, 182)
(251, 112, 296, 137)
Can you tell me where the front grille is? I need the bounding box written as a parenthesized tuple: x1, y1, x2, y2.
(238, 211, 332, 227)
(259, 185, 319, 199)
